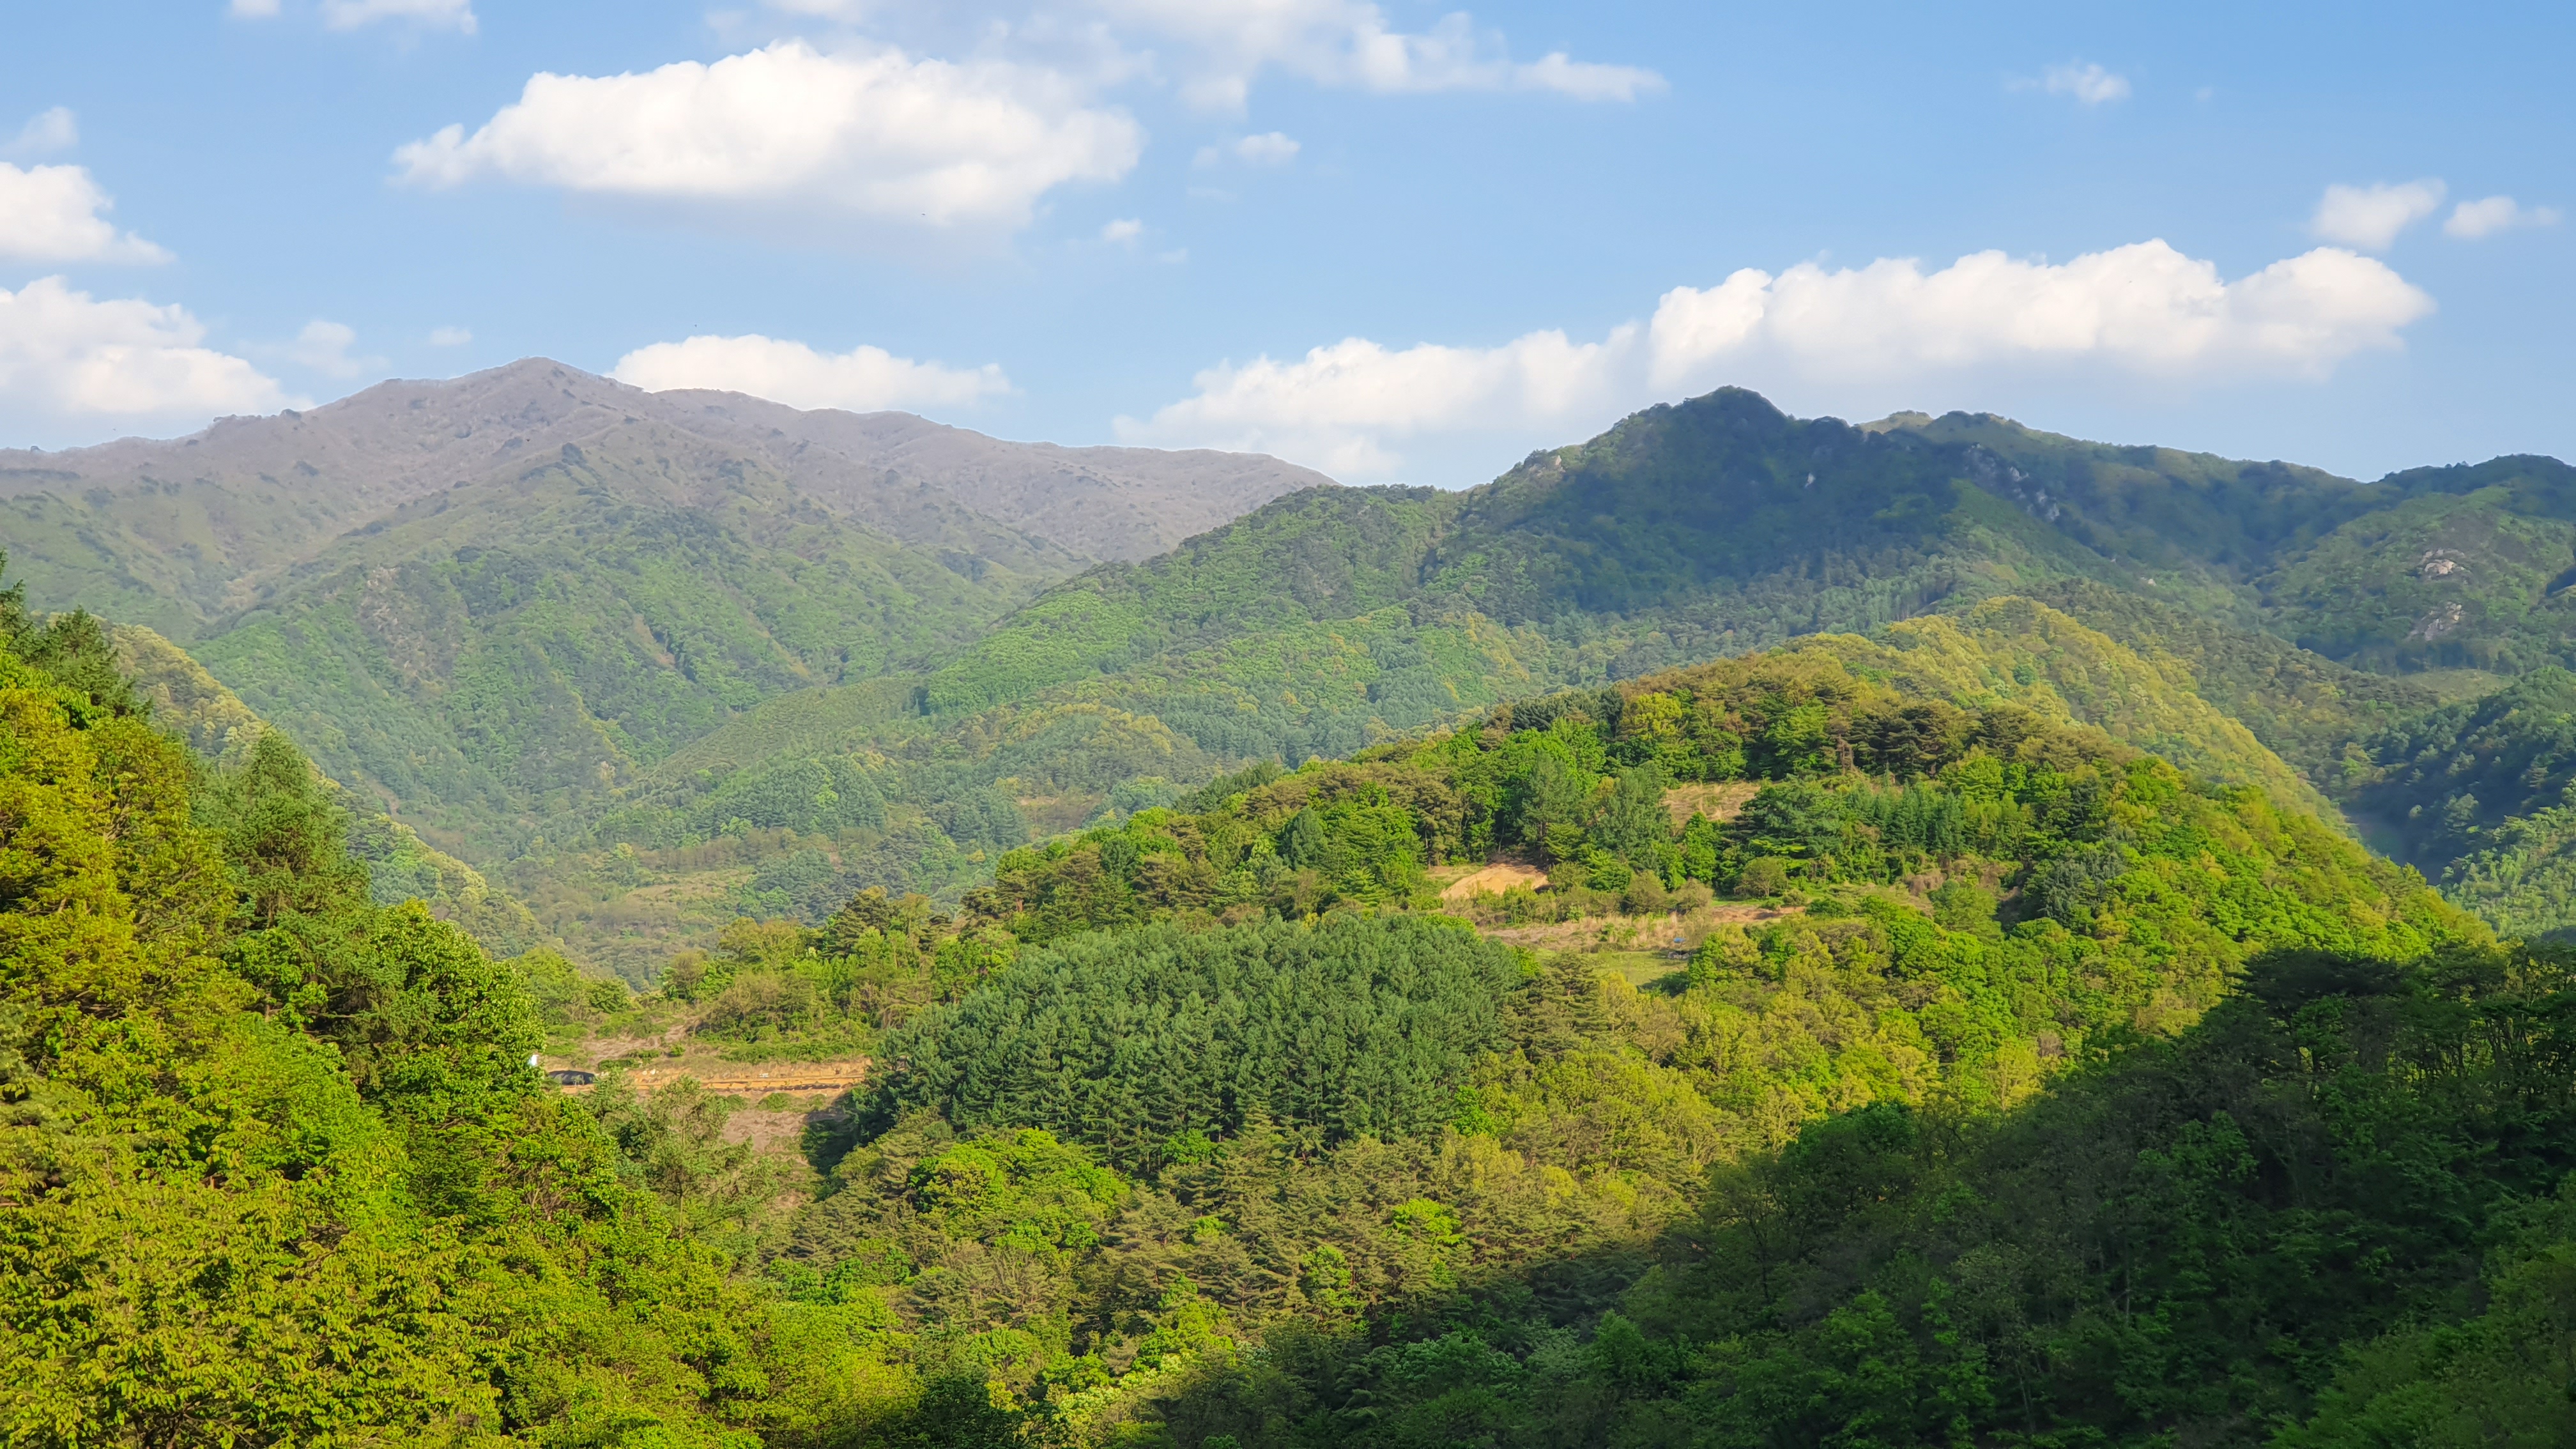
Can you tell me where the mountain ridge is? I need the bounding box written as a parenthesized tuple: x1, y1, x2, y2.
(0, 358, 1333, 636)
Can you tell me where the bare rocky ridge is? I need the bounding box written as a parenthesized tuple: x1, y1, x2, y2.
(0, 358, 1331, 632)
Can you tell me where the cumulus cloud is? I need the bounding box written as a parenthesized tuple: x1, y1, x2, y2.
(3, 107, 77, 160)
(0, 276, 293, 421)
(1646, 241, 2431, 387)
(0, 164, 171, 264)
(1195, 131, 1300, 167)
(428, 325, 472, 346)
(611, 334, 1011, 413)
(228, 0, 282, 16)
(2036, 61, 2129, 104)
(321, 0, 477, 32)
(2444, 194, 2559, 240)
(1100, 217, 1144, 242)
(1116, 326, 1637, 476)
(394, 42, 1140, 232)
(2311, 179, 2445, 250)
(283, 319, 387, 378)
(1123, 239, 2434, 478)
(1098, 0, 1662, 112)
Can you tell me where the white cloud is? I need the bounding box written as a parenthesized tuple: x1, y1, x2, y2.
(0, 164, 171, 264)
(427, 325, 472, 346)
(1648, 241, 2430, 386)
(0, 276, 293, 420)
(1195, 131, 1300, 167)
(228, 0, 282, 15)
(2311, 179, 2446, 250)
(394, 41, 1140, 232)
(1098, 0, 1662, 112)
(1123, 238, 2434, 477)
(284, 319, 386, 378)
(2037, 61, 2129, 105)
(2444, 194, 2560, 240)
(1101, 217, 1144, 242)
(1116, 325, 1637, 476)
(3, 107, 77, 160)
(321, 0, 477, 33)
(611, 334, 1011, 413)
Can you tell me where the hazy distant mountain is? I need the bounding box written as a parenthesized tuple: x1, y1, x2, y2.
(648, 387, 1340, 565)
(0, 358, 1333, 637)
(0, 358, 1333, 857)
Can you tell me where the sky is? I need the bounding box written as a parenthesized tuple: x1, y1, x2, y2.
(3, 0, 2570, 486)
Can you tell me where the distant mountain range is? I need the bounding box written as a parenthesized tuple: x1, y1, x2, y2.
(0, 360, 1329, 856)
(0, 357, 1330, 635)
(12, 369, 2576, 970)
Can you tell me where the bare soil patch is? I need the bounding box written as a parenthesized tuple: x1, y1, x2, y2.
(1441, 861, 1552, 902)
(1662, 782, 1760, 827)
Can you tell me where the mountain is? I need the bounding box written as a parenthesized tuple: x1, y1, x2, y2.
(18, 376, 2576, 958)
(0, 358, 1329, 636)
(12, 423, 2573, 1448)
(0, 360, 1330, 857)
(509, 388, 2576, 967)
(1893, 411, 2576, 676)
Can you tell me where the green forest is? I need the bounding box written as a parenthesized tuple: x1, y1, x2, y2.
(12, 551, 2571, 1446)
(16, 381, 2576, 1446)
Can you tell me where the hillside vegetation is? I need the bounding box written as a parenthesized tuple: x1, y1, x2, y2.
(516, 595, 2359, 976)
(17, 558, 2576, 1446)
(0, 360, 1331, 867)
(22, 378, 2576, 953)
(510, 393, 2576, 958)
(197, 444, 1054, 858)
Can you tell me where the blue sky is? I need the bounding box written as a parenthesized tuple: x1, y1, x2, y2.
(3, 0, 2569, 485)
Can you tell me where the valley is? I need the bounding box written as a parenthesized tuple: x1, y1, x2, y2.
(9, 374, 2576, 1445)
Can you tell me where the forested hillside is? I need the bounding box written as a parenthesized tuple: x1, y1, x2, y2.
(20, 567, 2570, 1446)
(514, 594, 2349, 977)
(0, 360, 1328, 864)
(18, 376, 2576, 954)
(194, 443, 1056, 859)
(497, 390, 2576, 961)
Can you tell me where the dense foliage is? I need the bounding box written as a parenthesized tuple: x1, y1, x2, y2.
(983, 642, 2435, 968)
(864, 916, 1524, 1170)
(1153, 942, 2576, 1448)
(192, 445, 1056, 860)
(733, 638, 2490, 1443)
(13, 542, 2564, 1448)
(0, 567, 973, 1445)
(24, 383, 2576, 1446)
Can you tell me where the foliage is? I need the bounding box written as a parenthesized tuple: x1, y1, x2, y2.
(2001, 578, 2442, 783)
(2339, 666, 2576, 864)
(0, 601, 930, 1444)
(978, 640, 2450, 976)
(860, 916, 1526, 1172)
(3, 542, 2552, 1446)
(1149, 942, 2576, 1448)
(190, 447, 1052, 859)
